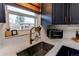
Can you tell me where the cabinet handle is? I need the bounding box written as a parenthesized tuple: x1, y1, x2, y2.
(65, 16, 67, 24)
(70, 16, 71, 23)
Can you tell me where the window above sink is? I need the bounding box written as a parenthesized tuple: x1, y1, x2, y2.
(6, 5, 37, 30)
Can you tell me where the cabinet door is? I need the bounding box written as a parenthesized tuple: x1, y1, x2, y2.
(52, 3, 65, 24)
(64, 4, 71, 24)
(70, 3, 79, 24)
(0, 3, 5, 23)
(41, 3, 52, 27)
(69, 48, 79, 56)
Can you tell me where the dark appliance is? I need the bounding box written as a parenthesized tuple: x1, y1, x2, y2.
(47, 29, 63, 39)
(56, 46, 79, 56)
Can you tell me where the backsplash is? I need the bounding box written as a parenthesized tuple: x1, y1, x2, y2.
(0, 23, 5, 45)
(50, 25, 79, 39)
(42, 25, 79, 39)
(48, 25, 79, 31)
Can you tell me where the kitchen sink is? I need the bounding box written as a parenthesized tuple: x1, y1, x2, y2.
(17, 42, 54, 56)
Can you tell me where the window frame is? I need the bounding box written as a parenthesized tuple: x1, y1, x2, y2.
(6, 5, 37, 30)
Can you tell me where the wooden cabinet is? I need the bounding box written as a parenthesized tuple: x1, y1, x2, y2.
(41, 3, 52, 27)
(54, 3, 79, 24)
(52, 3, 71, 24)
(41, 3, 67, 27)
(52, 3, 66, 24)
(41, 3, 79, 27)
(0, 3, 5, 23)
(63, 3, 79, 24)
(70, 3, 79, 24)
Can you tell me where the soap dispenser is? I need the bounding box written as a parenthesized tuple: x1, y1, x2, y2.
(76, 31, 79, 39)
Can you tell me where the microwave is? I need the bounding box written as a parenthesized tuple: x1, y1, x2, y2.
(47, 29, 63, 39)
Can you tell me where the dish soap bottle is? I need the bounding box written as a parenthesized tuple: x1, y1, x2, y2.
(76, 31, 79, 39)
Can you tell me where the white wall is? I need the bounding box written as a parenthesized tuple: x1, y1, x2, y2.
(4, 14, 41, 42)
(8, 14, 41, 35)
(4, 14, 41, 53)
(41, 25, 79, 40)
(36, 14, 41, 27)
(0, 23, 5, 45)
(0, 5, 42, 55)
(5, 5, 41, 36)
(0, 12, 41, 47)
(5, 13, 41, 35)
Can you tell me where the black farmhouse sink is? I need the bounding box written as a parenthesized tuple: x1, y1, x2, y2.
(17, 42, 54, 56)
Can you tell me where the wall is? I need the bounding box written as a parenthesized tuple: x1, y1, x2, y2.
(5, 11, 40, 36)
(36, 14, 41, 27)
(0, 4, 41, 55)
(4, 14, 41, 41)
(5, 5, 41, 36)
(0, 23, 5, 45)
(4, 14, 41, 37)
(41, 25, 79, 40)
(4, 14, 41, 53)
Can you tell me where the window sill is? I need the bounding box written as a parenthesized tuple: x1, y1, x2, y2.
(17, 28, 31, 31)
(5, 27, 36, 39)
(5, 32, 35, 39)
(5, 33, 30, 39)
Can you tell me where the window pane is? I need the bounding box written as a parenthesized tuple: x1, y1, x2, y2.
(9, 14, 35, 30)
(24, 17, 35, 27)
(9, 14, 21, 30)
(7, 5, 36, 16)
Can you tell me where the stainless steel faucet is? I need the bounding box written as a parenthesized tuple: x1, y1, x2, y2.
(30, 27, 35, 44)
(30, 26, 41, 44)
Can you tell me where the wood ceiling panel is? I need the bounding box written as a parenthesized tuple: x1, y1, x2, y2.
(30, 3, 41, 8)
(16, 3, 41, 13)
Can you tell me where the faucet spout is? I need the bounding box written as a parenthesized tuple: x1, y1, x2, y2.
(30, 26, 41, 44)
(30, 27, 35, 44)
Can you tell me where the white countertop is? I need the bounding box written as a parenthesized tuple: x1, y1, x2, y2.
(43, 38, 79, 56)
(1, 37, 79, 56)
(0, 39, 42, 56)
